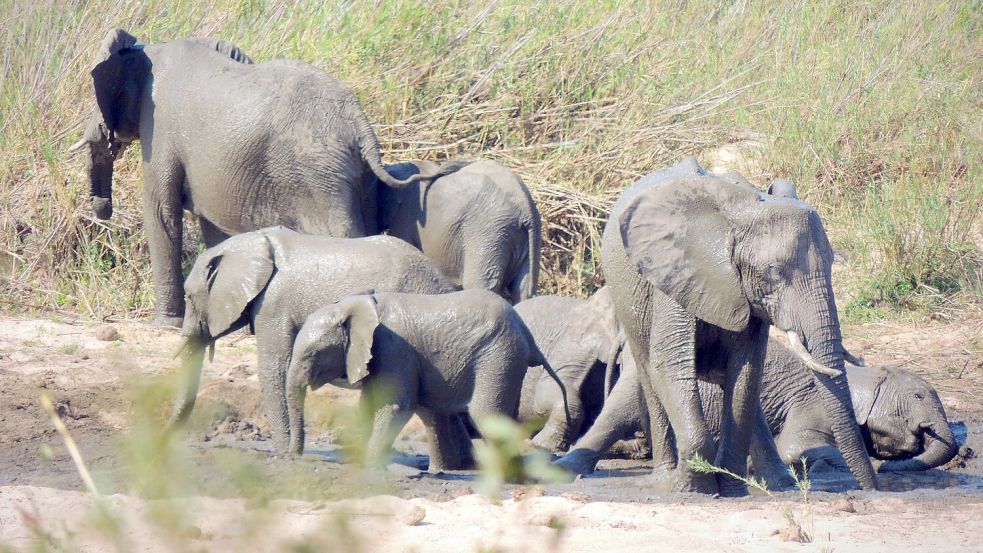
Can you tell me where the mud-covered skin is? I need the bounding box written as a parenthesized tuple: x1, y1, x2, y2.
(73, 29, 460, 325)
(566, 157, 876, 495)
(513, 288, 622, 453)
(381, 160, 542, 303)
(286, 290, 568, 470)
(173, 227, 457, 454)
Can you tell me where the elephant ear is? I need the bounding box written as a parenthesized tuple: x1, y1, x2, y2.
(341, 296, 380, 386)
(91, 29, 139, 134)
(619, 173, 754, 331)
(205, 235, 275, 337)
(847, 366, 888, 426)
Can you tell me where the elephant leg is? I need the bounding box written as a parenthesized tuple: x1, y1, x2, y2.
(363, 392, 415, 468)
(461, 243, 509, 301)
(199, 217, 230, 248)
(714, 328, 766, 497)
(531, 385, 584, 454)
(556, 357, 648, 475)
(749, 406, 796, 491)
(417, 408, 469, 471)
(256, 326, 297, 453)
(645, 302, 717, 493)
(450, 414, 476, 468)
(143, 166, 186, 327)
(637, 360, 675, 475)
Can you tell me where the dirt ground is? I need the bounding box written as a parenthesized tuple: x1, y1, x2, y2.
(1, 309, 981, 552)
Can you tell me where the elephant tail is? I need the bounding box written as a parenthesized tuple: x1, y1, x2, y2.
(513, 218, 541, 302)
(345, 98, 468, 189)
(530, 347, 571, 431)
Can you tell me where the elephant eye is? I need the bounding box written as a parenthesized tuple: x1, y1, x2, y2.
(913, 393, 924, 400)
(763, 265, 784, 282)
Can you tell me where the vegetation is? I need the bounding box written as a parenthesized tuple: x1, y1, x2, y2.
(1, 0, 980, 321)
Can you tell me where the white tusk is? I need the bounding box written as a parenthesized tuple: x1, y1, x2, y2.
(843, 349, 866, 367)
(171, 337, 190, 360)
(785, 330, 843, 377)
(68, 138, 88, 153)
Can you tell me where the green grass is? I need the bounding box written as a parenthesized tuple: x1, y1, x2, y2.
(1, 0, 980, 319)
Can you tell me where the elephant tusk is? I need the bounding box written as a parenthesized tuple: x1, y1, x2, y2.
(171, 337, 190, 360)
(784, 330, 843, 377)
(67, 138, 88, 154)
(843, 348, 866, 367)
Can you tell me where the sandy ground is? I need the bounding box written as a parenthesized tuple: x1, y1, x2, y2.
(1, 310, 981, 552)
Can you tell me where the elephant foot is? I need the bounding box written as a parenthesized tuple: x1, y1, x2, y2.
(760, 470, 797, 492)
(530, 429, 568, 455)
(554, 448, 600, 477)
(716, 474, 748, 497)
(668, 467, 719, 495)
(151, 314, 184, 329)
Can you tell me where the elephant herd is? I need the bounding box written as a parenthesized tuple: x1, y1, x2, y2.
(73, 29, 957, 497)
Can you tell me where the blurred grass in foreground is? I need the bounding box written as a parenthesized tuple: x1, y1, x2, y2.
(1, 0, 980, 320)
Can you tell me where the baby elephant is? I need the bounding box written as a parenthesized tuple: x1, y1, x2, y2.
(381, 159, 541, 303)
(286, 290, 568, 471)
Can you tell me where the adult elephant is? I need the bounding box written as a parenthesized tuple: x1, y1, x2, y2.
(582, 157, 877, 495)
(69, 29, 460, 326)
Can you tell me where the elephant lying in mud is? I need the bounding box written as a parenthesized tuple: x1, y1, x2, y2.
(171, 227, 456, 453)
(285, 290, 568, 469)
(514, 287, 623, 453)
(589, 156, 876, 494)
(70, 29, 460, 326)
(381, 160, 542, 303)
(548, 333, 957, 480)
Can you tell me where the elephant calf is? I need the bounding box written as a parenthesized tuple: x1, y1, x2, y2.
(381, 159, 542, 303)
(286, 290, 568, 470)
(514, 287, 623, 453)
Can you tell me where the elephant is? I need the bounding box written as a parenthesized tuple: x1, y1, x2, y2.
(69, 29, 460, 327)
(572, 156, 877, 495)
(172, 227, 457, 453)
(285, 289, 568, 470)
(381, 159, 542, 303)
(551, 334, 958, 479)
(513, 287, 623, 453)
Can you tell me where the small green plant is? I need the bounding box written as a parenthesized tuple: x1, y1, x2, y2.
(686, 453, 771, 495)
(473, 414, 571, 502)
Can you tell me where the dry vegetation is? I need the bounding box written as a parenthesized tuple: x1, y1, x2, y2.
(1, 0, 980, 321)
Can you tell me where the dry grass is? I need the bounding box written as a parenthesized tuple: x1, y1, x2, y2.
(1, 0, 981, 319)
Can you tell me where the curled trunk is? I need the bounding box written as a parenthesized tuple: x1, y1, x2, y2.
(879, 421, 957, 472)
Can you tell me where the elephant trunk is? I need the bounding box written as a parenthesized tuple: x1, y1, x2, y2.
(880, 421, 957, 472)
(79, 118, 116, 220)
(795, 277, 879, 490)
(168, 335, 207, 426)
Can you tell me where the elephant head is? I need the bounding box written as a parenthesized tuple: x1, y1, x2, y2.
(618, 160, 877, 489)
(170, 231, 276, 424)
(68, 29, 147, 220)
(849, 365, 957, 471)
(767, 179, 798, 199)
(286, 296, 380, 454)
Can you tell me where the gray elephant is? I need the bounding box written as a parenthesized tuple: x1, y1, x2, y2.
(514, 287, 623, 452)
(381, 159, 541, 303)
(572, 157, 877, 495)
(69, 29, 459, 326)
(285, 290, 568, 470)
(172, 227, 456, 452)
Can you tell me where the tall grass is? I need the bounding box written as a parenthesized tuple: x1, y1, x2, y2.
(1, 0, 980, 319)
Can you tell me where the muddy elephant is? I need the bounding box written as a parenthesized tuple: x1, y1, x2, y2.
(70, 29, 459, 326)
(381, 159, 541, 303)
(513, 287, 623, 452)
(576, 157, 877, 495)
(286, 290, 568, 470)
(172, 227, 456, 452)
